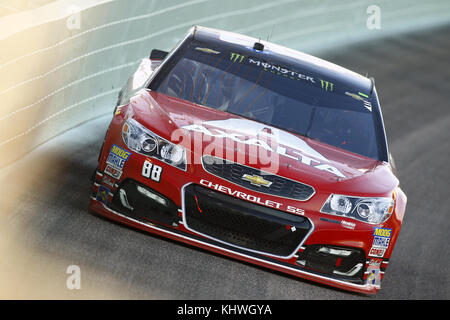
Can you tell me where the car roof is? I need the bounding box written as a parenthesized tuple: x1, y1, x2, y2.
(192, 25, 374, 96)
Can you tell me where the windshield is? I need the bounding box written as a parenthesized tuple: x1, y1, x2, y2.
(149, 39, 384, 160)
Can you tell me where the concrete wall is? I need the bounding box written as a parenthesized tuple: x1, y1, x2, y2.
(1, 0, 449, 168)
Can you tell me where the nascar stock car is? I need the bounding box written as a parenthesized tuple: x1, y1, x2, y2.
(89, 26, 407, 294)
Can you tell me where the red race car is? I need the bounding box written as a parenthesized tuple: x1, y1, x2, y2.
(89, 26, 407, 294)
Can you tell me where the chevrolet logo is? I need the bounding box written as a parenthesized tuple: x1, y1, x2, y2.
(242, 174, 272, 187)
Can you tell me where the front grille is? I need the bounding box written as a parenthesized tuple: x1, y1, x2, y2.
(183, 184, 312, 257)
(202, 155, 315, 201)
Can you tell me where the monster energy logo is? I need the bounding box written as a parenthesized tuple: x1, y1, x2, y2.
(320, 79, 334, 92)
(230, 52, 245, 63)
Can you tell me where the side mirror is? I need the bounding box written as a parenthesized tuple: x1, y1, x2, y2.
(150, 49, 169, 60)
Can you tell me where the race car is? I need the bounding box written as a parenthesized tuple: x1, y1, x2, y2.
(89, 26, 407, 294)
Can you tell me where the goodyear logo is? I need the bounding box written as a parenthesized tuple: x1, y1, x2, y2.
(373, 227, 392, 238)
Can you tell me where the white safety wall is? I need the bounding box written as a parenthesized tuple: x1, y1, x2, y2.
(0, 0, 449, 167)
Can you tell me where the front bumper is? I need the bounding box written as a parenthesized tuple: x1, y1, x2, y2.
(90, 164, 389, 294)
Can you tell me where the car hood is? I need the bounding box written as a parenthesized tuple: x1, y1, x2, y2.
(130, 90, 398, 195)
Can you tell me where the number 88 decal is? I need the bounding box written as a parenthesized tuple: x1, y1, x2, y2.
(142, 160, 163, 182)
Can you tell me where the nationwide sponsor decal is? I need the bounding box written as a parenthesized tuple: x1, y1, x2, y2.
(105, 164, 122, 179)
(319, 79, 334, 92)
(373, 227, 392, 238)
(106, 144, 131, 170)
(96, 185, 110, 204)
(369, 247, 386, 258)
(372, 236, 390, 249)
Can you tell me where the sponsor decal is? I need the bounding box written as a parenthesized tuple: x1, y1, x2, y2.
(248, 58, 315, 84)
(230, 52, 245, 63)
(106, 144, 131, 170)
(366, 267, 381, 286)
(228, 52, 316, 84)
(96, 186, 110, 204)
(373, 227, 392, 238)
(369, 247, 386, 258)
(101, 175, 116, 188)
(340, 220, 356, 230)
(319, 79, 334, 92)
(372, 236, 390, 249)
(366, 258, 382, 286)
(368, 258, 383, 267)
(182, 123, 346, 178)
(104, 164, 122, 179)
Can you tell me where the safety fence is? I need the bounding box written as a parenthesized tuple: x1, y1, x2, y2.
(0, 0, 449, 167)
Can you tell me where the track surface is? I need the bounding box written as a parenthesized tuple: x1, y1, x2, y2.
(1, 24, 449, 299)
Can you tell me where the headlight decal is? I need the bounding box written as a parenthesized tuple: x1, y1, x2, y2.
(321, 193, 395, 225)
(122, 118, 187, 171)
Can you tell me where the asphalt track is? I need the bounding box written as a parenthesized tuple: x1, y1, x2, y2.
(1, 24, 449, 299)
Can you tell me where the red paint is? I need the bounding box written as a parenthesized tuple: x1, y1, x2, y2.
(89, 89, 407, 294)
